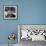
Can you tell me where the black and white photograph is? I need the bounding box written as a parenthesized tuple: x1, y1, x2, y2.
(18, 25, 46, 46)
(18, 25, 46, 41)
(4, 5, 17, 19)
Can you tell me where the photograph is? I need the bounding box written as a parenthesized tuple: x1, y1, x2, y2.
(18, 25, 46, 46)
(18, 25, 46, 41)
(4, 5, 17, 19)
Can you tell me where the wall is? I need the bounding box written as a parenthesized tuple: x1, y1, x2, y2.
(0, 0, 46, 45)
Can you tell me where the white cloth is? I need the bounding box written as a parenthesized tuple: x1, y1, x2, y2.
(21, 30, 28, 39)
(31, 35, 45, 41)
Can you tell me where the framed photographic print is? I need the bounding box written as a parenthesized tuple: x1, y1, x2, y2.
(18, 24, 46, 41)
(4, 5, 17, 19)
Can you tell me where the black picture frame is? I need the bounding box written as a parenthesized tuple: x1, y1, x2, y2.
(3, 5, 17, 20)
